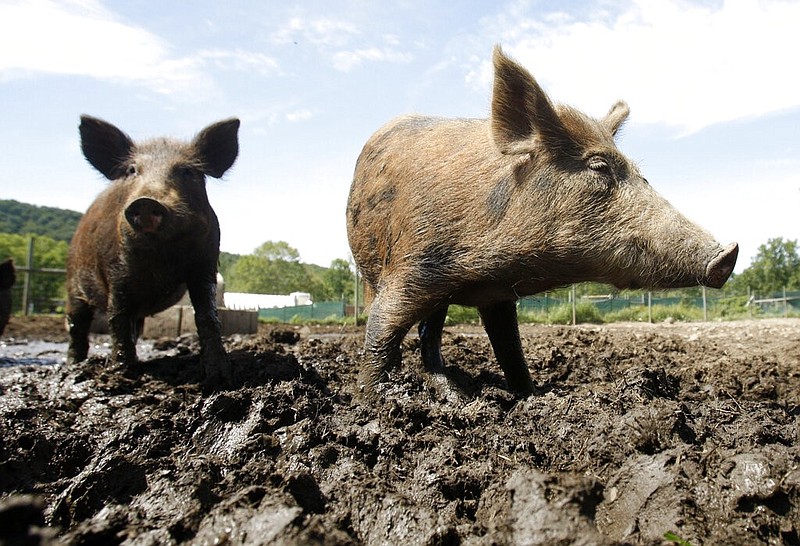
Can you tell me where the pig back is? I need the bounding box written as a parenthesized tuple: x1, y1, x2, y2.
(347, 115, 513, 291)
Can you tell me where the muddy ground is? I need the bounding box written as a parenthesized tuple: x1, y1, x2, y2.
(0, 315, 798, 545)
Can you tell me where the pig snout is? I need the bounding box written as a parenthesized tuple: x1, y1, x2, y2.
(704, 242, 738, 289)
(124, 197, 169, 234)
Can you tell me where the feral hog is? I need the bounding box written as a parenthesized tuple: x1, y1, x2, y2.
(0, 259, 15, 336)
(346, 46, 738, 398)
(67, 115, 239, 386)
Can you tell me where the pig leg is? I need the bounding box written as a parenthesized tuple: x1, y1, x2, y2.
(418, 305, 448, 372)
(133, 317, 145, 341)
(108, 312, 139, 366)
(188, 279, 231, 386)
(66, 299, 93, 363)
(417, 305, 470, 403)
(478, 300, 535, 396)
(361, 289, 415, 395)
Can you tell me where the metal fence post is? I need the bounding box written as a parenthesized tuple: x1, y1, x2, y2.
(702, 286, 708, 321)
(784, 286, 788, 317)
(571, 285, 576, 325)
(354, 269, 360, 326)
(22, 237, 35, 315)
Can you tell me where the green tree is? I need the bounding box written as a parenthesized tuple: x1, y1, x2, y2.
(0, 233, 69, 313)
(254, 241, 300, 262)
(218, 251, 241, 286)
(227, 241, 314, 295)
(730, 237, 800, 296)
(321, 258, 355, 302)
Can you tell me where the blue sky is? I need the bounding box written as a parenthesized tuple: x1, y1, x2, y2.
(1, 0, 798, 273)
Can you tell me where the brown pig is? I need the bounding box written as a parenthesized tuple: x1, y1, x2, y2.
(0, 259, 15, 337)
(346, 46, 738, 398)
(67, 115, 239, 386)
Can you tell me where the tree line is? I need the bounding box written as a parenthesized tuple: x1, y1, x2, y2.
(0, 199, 797, 314)
(0, 200, 82, 242)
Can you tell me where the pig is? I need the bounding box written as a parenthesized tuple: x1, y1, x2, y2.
(346, 46, 738, 398)
(67, 115, 239, 386)
(0, 259, 15, 337)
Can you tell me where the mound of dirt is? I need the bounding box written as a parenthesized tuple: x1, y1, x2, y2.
(1, 318, 798, 545)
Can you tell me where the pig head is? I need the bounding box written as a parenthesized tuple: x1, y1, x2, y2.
(67, 115, 239, 387)
(346, 46, 738, 399)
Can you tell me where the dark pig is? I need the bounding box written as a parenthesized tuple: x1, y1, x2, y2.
(0, 259, 15, 336)
(67, 115, 239, 385)
(346, 46, 738, 397)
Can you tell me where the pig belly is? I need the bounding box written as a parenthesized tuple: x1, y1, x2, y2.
(135, 284, 188, 318)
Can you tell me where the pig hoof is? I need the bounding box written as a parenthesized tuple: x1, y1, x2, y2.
(426, 373, 469, 406)
(202, 361, 232, 390)
(357, 363, 392, 401)
(121, 361, 145, 379)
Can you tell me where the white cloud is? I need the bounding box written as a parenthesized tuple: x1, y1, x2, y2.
(0, 0, 279, 95)
(198, 49, 279, 76)
(271, 15, 359, 48)
(332, 47, 413, 72)
(286, 109, 313, 122)
(270, 12, 413, 72)
(0, 0, 205, 93)
(473, 0, 800, 132)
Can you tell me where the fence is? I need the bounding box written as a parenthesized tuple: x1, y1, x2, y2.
(517, 290, 718, 315)
(750, 290, 800, 316)
(258, 301, 348, 322)
(8, 269, 67, 315)
(518, 287, 800, 323)
(6, 238, 67, 315)
(5, 233, 799, 323)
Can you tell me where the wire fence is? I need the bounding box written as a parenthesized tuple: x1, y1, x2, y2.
(7, 268, 66, 315)
(258, 301, 348, 322)
(5, 235, 799, 324)
(516, 287, 799, 324)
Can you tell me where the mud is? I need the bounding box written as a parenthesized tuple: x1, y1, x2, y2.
(1, 316, 798, 545)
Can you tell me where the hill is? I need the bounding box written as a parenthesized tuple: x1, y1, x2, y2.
(0, 199, 82, 242)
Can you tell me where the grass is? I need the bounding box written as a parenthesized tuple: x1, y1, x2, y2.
(664, 531, 694, 546)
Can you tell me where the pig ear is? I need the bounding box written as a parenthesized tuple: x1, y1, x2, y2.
(490, 46, 575, 156)
(194, 118, 240, 178)
(79, 115, 134, 180)
(602, 100, 630, 136)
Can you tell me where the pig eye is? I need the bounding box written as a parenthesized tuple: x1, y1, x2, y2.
(177, 166, 198, 180)
(126, 164, 137, 177)
(587, 157, 612, 175)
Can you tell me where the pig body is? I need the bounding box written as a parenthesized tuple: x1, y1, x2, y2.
(346, 46, 738, 397)
(67, 116, 239, 385)
(0, 259, 15, 336)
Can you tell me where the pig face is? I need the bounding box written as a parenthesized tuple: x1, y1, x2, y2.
(490, 49, 738, 292)
(79, 116, 240, 243)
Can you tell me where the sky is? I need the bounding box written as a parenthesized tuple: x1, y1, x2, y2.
(1, 0, 798, 274)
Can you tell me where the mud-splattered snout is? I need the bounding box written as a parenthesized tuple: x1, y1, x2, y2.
(704, 242, 738, 289)
(124, 197, 169, 234)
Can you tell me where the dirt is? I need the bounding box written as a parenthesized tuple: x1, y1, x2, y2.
(0, 315, 798, 546)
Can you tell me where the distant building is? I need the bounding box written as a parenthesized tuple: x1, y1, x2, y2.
(223, 291, 312, 311)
